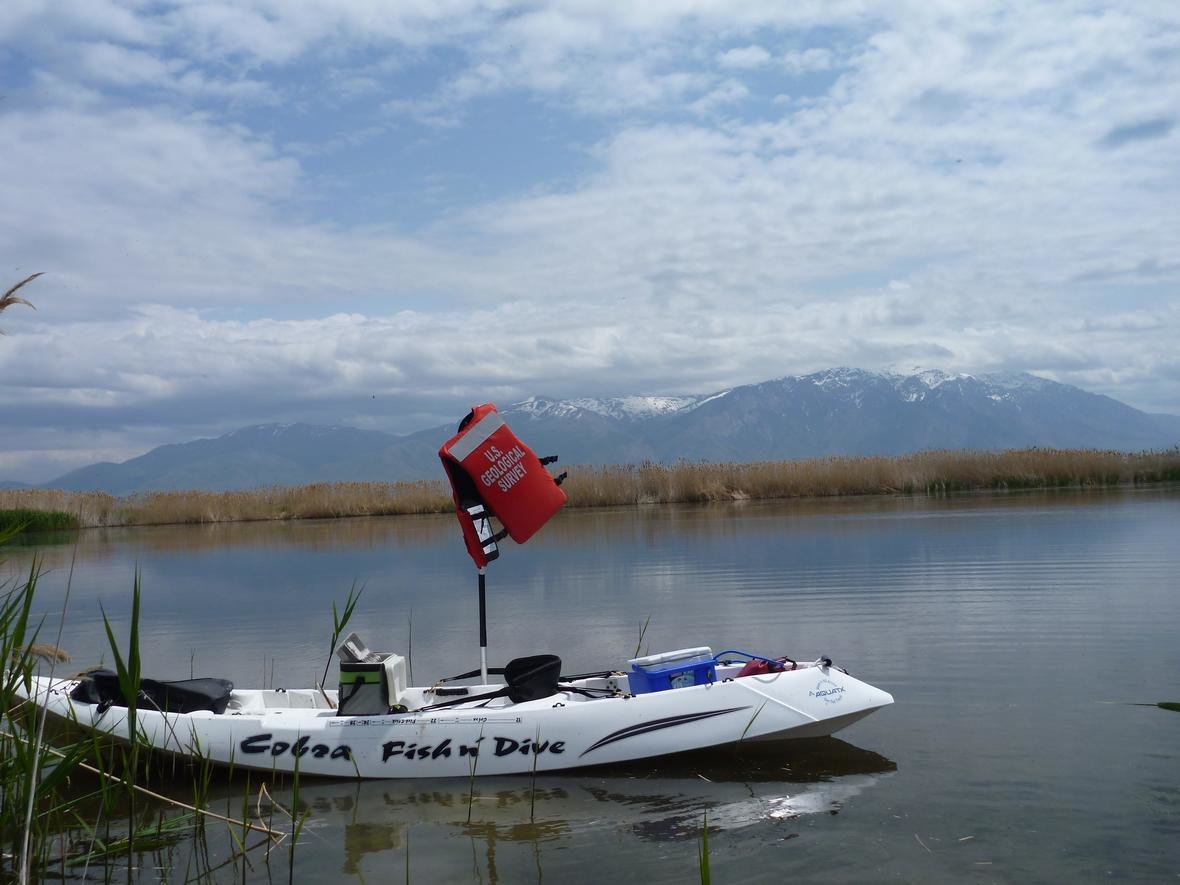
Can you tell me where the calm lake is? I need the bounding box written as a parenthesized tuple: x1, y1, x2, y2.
(6, 487, 1179, 882)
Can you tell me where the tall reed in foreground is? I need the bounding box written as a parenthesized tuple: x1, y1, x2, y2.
(319, 582, 363, 704)
(99, 573, 145, 870)
(1, 537, 96, 879)
(0, 559, 61, 877)
(1, 542, 283, 879)
(697, 810, 711, 885)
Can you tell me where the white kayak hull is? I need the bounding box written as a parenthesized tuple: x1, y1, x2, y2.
(20, 659, 892, 779)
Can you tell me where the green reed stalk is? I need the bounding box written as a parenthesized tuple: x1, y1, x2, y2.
(3, 560, 41, 877)
(287, 739, 306, 885)
(406, 608, 414, 685)
(466, 724, 485, 824)
(633, 614, 652, 659)
(18, 544, 80, 882)
(190, 735, 215, 816)
(1, 546, 91, 881)
(738, 701, 767, 744)
(320, 582, 364, 698)
(529, 728, 541, 822)
(697, 810, 711, 884)
(0, 557, 87, 883)
(100, 579, 143, 881)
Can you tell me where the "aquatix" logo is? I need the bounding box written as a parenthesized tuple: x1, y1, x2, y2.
(809, 679, 845, 704)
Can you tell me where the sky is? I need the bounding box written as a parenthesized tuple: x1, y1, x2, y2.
(1, 1, 1178, 483)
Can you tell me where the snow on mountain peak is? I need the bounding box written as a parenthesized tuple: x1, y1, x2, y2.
(610, 395, 705, 418)
(223, 422, 347, 441)
(807, 367, 876, 388)
(504, 370, 1063, 423)
(508, 394, 706, 421)
(912, 369, 964, 388)
(978, 371, 1053, 391)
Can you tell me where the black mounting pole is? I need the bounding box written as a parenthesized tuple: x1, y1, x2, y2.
(478, 567, 488, 683)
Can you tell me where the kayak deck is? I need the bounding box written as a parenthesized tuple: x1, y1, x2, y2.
(224, 663, 795, 716)
(22, 656, 892, 779)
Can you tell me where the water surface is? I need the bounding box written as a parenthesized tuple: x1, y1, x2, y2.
(6, 487, 1179, 881)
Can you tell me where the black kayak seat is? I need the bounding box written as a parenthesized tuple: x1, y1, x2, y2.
(504, 654, 562, 702)
(70, 669, 234, 715)
(406, 654, 566, 714)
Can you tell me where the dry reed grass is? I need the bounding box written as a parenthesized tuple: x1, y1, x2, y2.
(0, 272, 41, 335)
(559, 447, 1180, 506)
(2, 448, 1177, 529)
(0, 481, 452, 528)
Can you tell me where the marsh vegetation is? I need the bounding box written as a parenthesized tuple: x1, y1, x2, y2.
(3, 447, 1178, 529)
(0, 509, 80, 534)
(0, 547, 322, 880)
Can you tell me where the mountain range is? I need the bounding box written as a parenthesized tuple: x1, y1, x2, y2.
(20, 368, 1180, 495)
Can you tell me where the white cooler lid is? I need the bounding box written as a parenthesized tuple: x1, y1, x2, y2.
(628, 646, 713, 669)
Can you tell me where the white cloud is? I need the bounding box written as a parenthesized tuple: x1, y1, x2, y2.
(73, 41, 277, 101)
(718, 45, 771, 69)
(2, 1, 1180, 480)
(688, 79, 750, 115)
(781, 47, 836, 73)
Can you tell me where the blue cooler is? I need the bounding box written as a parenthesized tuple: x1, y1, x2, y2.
(627, 647, 716, 694)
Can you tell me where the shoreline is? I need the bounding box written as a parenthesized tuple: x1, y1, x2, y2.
(3, 446, 1178, 531)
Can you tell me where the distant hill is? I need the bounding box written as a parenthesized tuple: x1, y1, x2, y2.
(28, 369, 1180, 494)
(1150, 412, 1180, 437)
(45, 424, 410, 495)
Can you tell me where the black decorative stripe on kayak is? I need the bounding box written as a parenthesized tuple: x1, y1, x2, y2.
(580, 706, 751, 757)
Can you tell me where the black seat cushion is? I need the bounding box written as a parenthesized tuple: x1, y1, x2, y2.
(139, 678, 234, 714)
(69, 668, 124, 705)
(70, 670, 233, 715)
(504, 654, 561, 702)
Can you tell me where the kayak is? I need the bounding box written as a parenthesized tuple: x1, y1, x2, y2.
(17, 645, 893, 779)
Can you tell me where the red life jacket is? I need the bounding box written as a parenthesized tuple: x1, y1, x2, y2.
(735, 657, 795, 678)
(438, 403, 567, 568)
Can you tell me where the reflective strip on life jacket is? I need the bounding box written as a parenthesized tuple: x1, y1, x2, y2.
(447, 410, 505, 462)
(465, 501, 500, 562)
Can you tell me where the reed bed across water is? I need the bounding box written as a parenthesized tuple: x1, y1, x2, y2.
(2, 447, 1178, 529)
